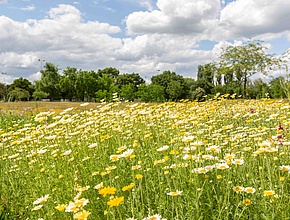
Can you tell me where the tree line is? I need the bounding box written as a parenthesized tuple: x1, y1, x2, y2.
(1, 41, 289, 102)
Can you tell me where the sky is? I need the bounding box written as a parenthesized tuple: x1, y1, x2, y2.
(1, 0, 290, 84)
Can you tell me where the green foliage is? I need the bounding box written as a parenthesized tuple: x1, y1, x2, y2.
(97, 67, 119, 78)
(279, 74, 290, 101)
(137, 84, 165, 102)
(9, 88, 30, 101)
(9, 77, 35, 99)
(268, 77, 285, 99)
(35, 62, 61, 100)
(59, 67, 78, 101)
(32, 91, 49, 101)
(191, 87, 206, 101)
(120, 83, 136, 101)
(116, 73, 145, 91)
(166, 80, 183, 101)
(0, 83, 8, 101)
(218, 40, 284, 97)
(197, 63, 216, 84)
(151, 70, 186, 100)
(195, 78, 214, 95)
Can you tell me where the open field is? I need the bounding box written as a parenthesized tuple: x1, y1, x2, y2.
(0, 101, 102, 112)
(1, 98, 290, 219)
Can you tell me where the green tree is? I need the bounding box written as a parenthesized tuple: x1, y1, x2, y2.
(192, 87, 206, 102)
(197, 63, 216, 84)
(137, 84, 165, 102)
(218, 40, 284, 97)
(32, 91, 49, 101)
(75, 70, 99, 101)
(97, 67, 119, 79)
(59, 67, 78, 101)
(120, 83, 135, 101)
(166, 80, 183, 101)
(0, 82, 8, 101)
(151, 71, 186, 100)
(9, 77, 34, 100)
(35, 62, 61, 100)
(269, 77, 286, 99)
(95, 74, 118, 102)
(115, 73, 145, 91)
(9, 88, 30, 101)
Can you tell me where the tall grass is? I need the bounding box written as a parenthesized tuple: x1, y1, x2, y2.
(1, 98, 290, 219)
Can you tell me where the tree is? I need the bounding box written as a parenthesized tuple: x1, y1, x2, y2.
(35, 62, 61, 100)
(269, 77, 286, 99)
(95, 74, 118, 102)
(197, 63, 216, 84)
(115, 73, 145, 91)
(0, 82, 8, 101)
(32, 91, 49, 100)
(183, 77, 196, 100)
(9, 77, 34, 100)
(59, 67, 78, 101)
(97, 67, 119, 79)
(192, 87, 206, 102)
(9, 88, 30, 101)
(218, 40, 284, 97)
(151, 70, 186, 100)
(120, 83, 135, 101)
(137, 84, 165, 102)
(75, 70, 98, 101)
(166, 81, 183, 101)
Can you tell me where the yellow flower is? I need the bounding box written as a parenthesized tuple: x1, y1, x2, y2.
(216, 163, 229, 170)
(122, 183, 135, 191)
(33, 194, 50, 205)
(279, 165, 290, 172)
(242, 199, 251, 206)
(73, 210, 91, 220)
(217, 175, 222, 179)
(110, 155, 120, 162)
(58, 175, 64, 179)
(74, 198, 89, 207)
(98, 186, 116, 197)
(280, 177, 285, 181)
(55, 204, 67, 212)
(132, 165, 141, 170)
(244, 187, 256, 194)
(107, 196, 124, 208)
(167, 190, 183, 196)
(136, 174, 143, 180)
(264, 190, 275, 196)
(233, 186, 244, 193)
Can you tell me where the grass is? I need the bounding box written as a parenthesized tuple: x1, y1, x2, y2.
(1, 97, 290, 219)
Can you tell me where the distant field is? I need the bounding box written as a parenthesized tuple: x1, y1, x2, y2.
(0, 101, 101, 112)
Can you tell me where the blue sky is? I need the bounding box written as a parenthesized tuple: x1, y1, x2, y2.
(1, 0, 290, 84)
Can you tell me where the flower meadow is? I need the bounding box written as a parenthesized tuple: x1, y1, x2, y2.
(1, 96, 290, 219)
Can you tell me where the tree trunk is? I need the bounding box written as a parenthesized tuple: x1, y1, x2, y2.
(243, 75, 247, 98)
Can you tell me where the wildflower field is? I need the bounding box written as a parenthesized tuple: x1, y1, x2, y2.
(1, 96, 290, 220)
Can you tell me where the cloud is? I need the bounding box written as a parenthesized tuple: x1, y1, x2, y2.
(20, 4, 35, 11)
(126, 0, 221, 35)
(0, 4, 123, 82)
(115, 34, 215, 78)
(0, 0, 7, 3)
(220, 0, 290, 38)
(138, 0, 155, 11)
(1, 1, 290, 84)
